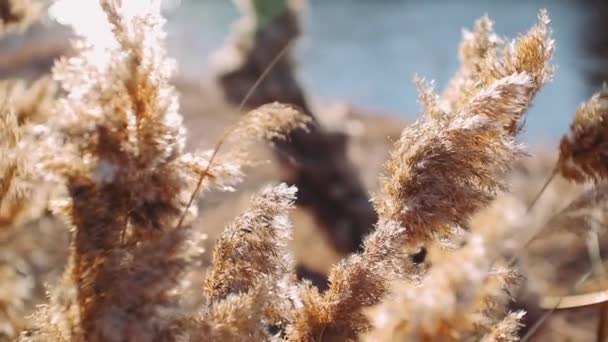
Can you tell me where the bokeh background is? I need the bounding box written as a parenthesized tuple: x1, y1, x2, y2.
(163, 0, 603, 144)
(3, 0, 607, 144)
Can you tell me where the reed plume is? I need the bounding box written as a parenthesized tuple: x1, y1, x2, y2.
(479, 10, 554, 88)
(174, 285, 270, 342)
(415, 77, 446, 120)
(365, 233, 522, 341)
(0, 99, 51, 229)
(171, 184, 300, 341)
(442, 10, 554, 134)
(21, 1, 309, 340)
(0, 104, 28, 213)
(0, 78, 55, 125)
(441, 15, 502, 112)
(280, 13, 554, 340)
(0, 77, 57, 227)
(226, 102, 312, 161)
(375, 73, 532, 245)
(22, 0, 255, 338)
(374, 10, 554, 245)
(0, 102, 41, 339)
(0, 5, 59, 337)
(481, 311, 526, 342)
(478, 10, 553, 134)
(558, 86, 608, 183)
(286, 219, 417, 341)
(360, 12, 552, 339)
(204, 184, 298, 325)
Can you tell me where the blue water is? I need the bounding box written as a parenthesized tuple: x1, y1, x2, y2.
(165, 0, 592, 145)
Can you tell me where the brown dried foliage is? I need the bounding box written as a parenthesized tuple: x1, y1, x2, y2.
(286, 220, 417, 341)
(175, 285, 270, 342)
(558, 86, 608, 183)
(375, 73, 531, 245)
(20, 1, 306, 340)
(0, 85, 58, 340)
(441, 10, 554, 134)
(366, 192, 524, 342)
(0, 2, 60, 338)
(205, 185, 295, 300)
(374, 11, 554, 245)
(204, 184, 298, 331)
(441, 15, 502, 112)
(0, 77, 57, 229)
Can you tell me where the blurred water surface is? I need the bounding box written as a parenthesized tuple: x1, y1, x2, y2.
(166, 0, 590, 144)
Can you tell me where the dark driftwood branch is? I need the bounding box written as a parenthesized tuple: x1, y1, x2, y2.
(216, 6, 377, 256)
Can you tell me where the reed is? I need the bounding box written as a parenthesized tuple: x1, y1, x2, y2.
(1, 1, 605, 341)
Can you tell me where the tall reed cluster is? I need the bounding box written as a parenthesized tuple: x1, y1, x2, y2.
(0, 2, 65, 339)
(558, 86, 608, 183)
(511, 70, 608, 342)
(7, 0, 605, 340)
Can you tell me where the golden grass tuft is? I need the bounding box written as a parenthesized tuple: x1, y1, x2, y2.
(558, 86, 608, 183)
(1, 3, 605, 341)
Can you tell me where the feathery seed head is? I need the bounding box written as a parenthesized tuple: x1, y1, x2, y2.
(459, 15, 503, 68)
(205, 184, 297, 301)
(442, 10, 554, 134)
(287, 219, 417, 341)
(441, 14, 502, 112)
(480, 311, 525, 342)
(375, 74, 531, 245)
(375, 12, 553, 245)
(558, 86, 608, 183)
(235, 102, 311, 143)
(479, 10, 554, 98)
(415, 76, 447, 120)
(365, 232, 521, 341)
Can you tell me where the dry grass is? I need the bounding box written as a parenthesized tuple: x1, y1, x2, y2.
(0, 1, 606, 341)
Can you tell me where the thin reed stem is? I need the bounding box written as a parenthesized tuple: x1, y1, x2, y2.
(502, 164, 559, 266)
(587, 231, 606, 278)
(526, 164, 558, 214)
(238, 40, 295, 112)
(174, 41, 293, 231)
(521, 270, 592, 341)
(510, 208, 600, 341)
